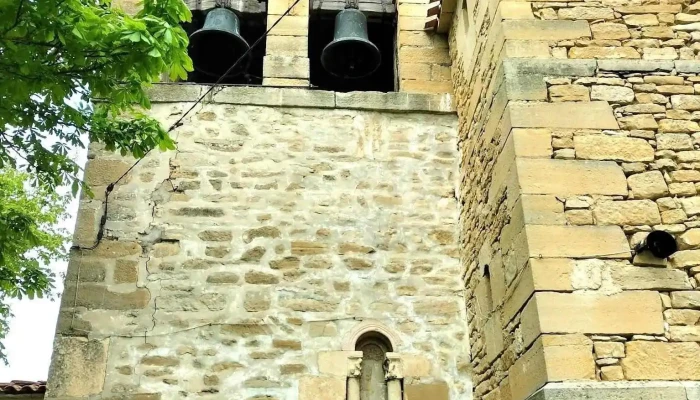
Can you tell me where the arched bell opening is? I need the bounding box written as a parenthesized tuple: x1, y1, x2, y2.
(309, 0, 396, 92)
(180, 6, 267, 85)
(355, 332, 393, 400)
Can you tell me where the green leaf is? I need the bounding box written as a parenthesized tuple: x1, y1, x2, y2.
(0, 0, 191, 363)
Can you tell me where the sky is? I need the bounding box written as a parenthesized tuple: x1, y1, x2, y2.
(0, 146, 87, 382)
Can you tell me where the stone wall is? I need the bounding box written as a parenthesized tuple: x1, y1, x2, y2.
(46, 86, 468, 400)
(448, 1, 522, 399)
(397, 2, 453, 94)
(449, 1, 700, 400)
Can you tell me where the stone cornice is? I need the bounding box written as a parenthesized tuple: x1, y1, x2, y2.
(146, 84, 457, 114)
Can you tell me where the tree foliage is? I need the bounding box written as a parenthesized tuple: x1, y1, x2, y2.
(0, 0, 193, 364)
(0, 169, 69, 364)
(0, 0, 192, 190)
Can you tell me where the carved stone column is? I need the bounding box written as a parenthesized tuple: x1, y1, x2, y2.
(385, 353, 403, 400)
(347, 352, 363, 400)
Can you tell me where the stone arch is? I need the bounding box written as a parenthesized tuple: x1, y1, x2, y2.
(341, 320, 402, 352)
(355, 333, 391, 400)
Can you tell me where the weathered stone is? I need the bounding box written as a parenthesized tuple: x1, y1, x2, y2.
(618, 115, 659, 130)
(600, 365, 625, 381)
(244, 271, 280, 284)
(48, 337, 108, 397)
(142, 355, 179, 367)
(623, 341, 700, 379)
(308, 321, 337, 337)
(559, 7, 614, 20)
(291, 241, 327, 255)
(268, 256, 300, 270)
(220, 323, 271, 336)
(590, 86, 635, 104)
(525, 225, 630, 259)
(594, 342, 625, 358)
(210, 361, 244, 372)
(659, 119, 700, 133)
(517, 159, 627, 196)
(592, 200, 661, 226)
(171, 207, 224, 217)
(509, 102, 619, 129)
(681, 198, 700, 217)
(243, 226, 281, 243)
(680, 229, 700, 249)
(575, 135, 654, 162)
(280, 297, 338, 312)
(657, 134, 693, 151)
(318, 351, 358, 376)
(80, 240, 141, 258)
(240, 246, 266, 262)
(671, 291, 700, 309)
(344, 257, 373, 270)
(669, 326, 700, 341)
(523, 292, 664, 343)
(664, 309, 700, 325)
(611, 266, 691, 290)
(66, 260, 106, 282)
(244, 290, 271, 311)
(205, 246, 230, 258)
(549, 85, 590, 102)
(338, 243, 375, 254)
(206, 272, 239, 284)
(298, 376, 345, 400)
(114, 260, 138, 283)
(66, 284, 150, 310)
(198, 230, 233, 242)
(628, 171, 669, 199)
(413, 299, 460, 315)
(84, 160, 131, 186)
(152, 242, 180, 257)
(280, 364, 307, 375)
(591, 23, 631, 39)
(598, 60, 674, 72)
(671, 95, 700, 111)
(404, 382, 449, 400)
(570, 46, 640, 59)
(503, 20, 592, 40)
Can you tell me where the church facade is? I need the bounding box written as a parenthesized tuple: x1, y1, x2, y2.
(46, 0, 700, 399)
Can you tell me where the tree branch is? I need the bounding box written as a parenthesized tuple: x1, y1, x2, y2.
(2, 0, 26, 35)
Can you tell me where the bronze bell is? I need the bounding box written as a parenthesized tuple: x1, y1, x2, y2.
(189, 8, 251, 78)
(321, 8, 381, 79)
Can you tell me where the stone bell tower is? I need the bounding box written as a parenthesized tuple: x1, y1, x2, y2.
(45, 0, 465, 398)
(46, 0, 700, 399)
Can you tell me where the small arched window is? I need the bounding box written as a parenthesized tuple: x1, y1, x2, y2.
(355, 332, 393, 400)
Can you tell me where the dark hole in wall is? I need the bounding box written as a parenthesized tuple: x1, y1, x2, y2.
(309, 10, 396, 92)
(181, 9, 266, 85)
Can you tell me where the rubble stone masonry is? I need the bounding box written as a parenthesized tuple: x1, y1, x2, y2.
(46, 0, 700, 399)
(46, 88, 467, 400)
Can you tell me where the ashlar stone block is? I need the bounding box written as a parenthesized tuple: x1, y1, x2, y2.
(517, 159, 627, 196)
(503, 20, 591, 40)
(317, 351, 362, 376)
(628, 171, 669, 199)
(509, 102, 619, 129)
(525, 225, 631, 259)
(574, 135, 653, 162)
(47, 337, 109, 397)
(623, 341, 700, 380)
(299, 376, 346, 400)
(592, 200, 661, 226)
(522, 291, 664, 344)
